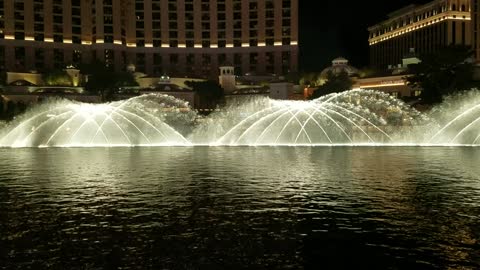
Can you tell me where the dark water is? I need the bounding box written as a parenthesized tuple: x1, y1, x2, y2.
(0, 147, 479, 269)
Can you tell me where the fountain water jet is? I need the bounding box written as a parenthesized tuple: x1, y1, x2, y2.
(4, 89, 480, 147)
(190, 90, 426, 146)
(426, 90, 480, 145)
(0, 94, 194, 147)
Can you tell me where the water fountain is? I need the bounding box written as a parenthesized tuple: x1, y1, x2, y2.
(191, 90, 426, 145)
(0, 94, 193, 147)
(1, 89, 480, 147)
(425, 90, 480, 145)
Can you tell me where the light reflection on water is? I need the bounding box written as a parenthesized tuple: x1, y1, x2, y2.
(0, 147, 479, 269)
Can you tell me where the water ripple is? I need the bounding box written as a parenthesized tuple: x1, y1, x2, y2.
(0, 147, 479, 269)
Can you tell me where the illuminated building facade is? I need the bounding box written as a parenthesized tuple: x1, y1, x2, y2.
(0, 0, 298, 79)
(473, 0, 480, 62)
(368, 0, 472, 69)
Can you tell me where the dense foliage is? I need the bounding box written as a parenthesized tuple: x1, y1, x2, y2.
(185, 80, 225, 112)
(310, 71, 353, 99)
(80, 61, 138, 101)
(406, 45, 477, 104)
(42, 69, 73, 86)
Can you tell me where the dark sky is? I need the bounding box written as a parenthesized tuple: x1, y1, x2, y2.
(299, 0, 432, 72)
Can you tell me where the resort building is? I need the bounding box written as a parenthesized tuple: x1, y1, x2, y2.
(472, 0, 480, 62)
(0, 0, 298, 79)
(368, 0, 472, 69)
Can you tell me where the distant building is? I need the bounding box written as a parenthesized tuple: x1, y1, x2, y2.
(320, 57, 359, 78)
(355, 51, 422, 99)
(219, 66, 236, 94)
(368, 0, 472, 70)
(472, 0, 480, 63)
(0, 0, 298, 79)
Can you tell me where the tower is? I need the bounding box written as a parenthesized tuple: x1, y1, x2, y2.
(219, 66, 236, 93)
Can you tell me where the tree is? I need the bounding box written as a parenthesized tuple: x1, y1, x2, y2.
(299, 72, 323, 87)
(42, 69, 73, 86)
(406, 45, 476, 104)
(0, 69, 6, 86)
(80, 61, 138, 101)
(284, 72, 301, 84)
(310, 70, 353, 99)
(0, 96, 4, 119)
(6, 101, 15, 120)
(185, 80, 225, 112)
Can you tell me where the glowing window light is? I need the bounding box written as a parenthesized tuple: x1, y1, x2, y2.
(369, 15, 470, 45)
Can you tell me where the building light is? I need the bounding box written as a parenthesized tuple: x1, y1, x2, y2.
(291, 41, 298, 45)
(45, 37, 54, 42)
(63, 39, 72, 44)
(194, 44, 202, 48)
(369, 12, 471, 45)
(258, 42, 266, 47)
(210, 44, 218, 48)
(226, 44, 234, 48)
(179, 43, 187, 48)
(127, 43, 136, 47)
(241, 43, 250, 47)
(82, 40, 92, 45)
(360, 82, 405, 88)
(145, 43, 153, 47)
(96, 39, 104, 44)
(161, 44, 169, 48)
(24, 36, 34, 41)
(114, 40, 122, 45)
(4, 35, 14, 40)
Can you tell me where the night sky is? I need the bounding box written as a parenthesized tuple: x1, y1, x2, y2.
(299, 0, 432, 72)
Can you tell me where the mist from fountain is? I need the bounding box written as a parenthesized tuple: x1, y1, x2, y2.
(0, 94, 195, 147)
(190, 90, 427, 146)
(2, 89, 480, 147)
(425, 89, 480, 145)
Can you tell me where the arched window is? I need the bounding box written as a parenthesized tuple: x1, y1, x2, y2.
(461, 5, 466, 11)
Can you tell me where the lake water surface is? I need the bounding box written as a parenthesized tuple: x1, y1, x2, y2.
(0, 147, 479, 269)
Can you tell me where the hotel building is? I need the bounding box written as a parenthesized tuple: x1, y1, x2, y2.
(473, 0, 480, 62)
(368, 0, 472, 69)
(0, 0, 298, 79)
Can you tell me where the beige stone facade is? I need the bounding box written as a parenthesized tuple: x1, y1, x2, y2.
(368, 0, 472, 69)
(0, 0, 298, 79)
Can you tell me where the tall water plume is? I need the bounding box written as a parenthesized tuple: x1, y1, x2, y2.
(0, 94, 195, 147)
